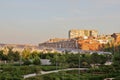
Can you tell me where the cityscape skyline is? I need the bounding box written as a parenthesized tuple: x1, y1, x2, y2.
(0, 0, 120, 45)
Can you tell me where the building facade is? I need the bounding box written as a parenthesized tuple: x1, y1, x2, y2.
(69, 29, 98, 39)
(39, 38, 77, 49)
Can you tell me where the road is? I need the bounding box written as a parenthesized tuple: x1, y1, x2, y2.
(24, 68, 88, 79)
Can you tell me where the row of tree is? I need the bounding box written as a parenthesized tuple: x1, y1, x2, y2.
(0, 46, 112, 67)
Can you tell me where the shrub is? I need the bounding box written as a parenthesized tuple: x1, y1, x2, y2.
(23, 60, 32, 65)
(33, 58, 41, 65)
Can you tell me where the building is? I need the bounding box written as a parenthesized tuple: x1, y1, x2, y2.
(40, 59, 51, 65)
(39, 38, 77, 49)
(69, 29, 98, 39)
(0, 44, 43, 54)
(77, 38, 102, 51)
(46, 38, 67, 43)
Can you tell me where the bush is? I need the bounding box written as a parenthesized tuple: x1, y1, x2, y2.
(33, 58, 41, 65)
(19, 66, 41, 75)
(40, 66, 57, 71)
(23, 60, 32, 65)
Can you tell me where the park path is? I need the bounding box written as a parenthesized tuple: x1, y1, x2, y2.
(23, 68, 88, 79)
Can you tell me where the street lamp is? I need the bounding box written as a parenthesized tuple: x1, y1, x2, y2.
(20, 49, 23, 66)
(78, 52, 80, 80)
(74, 39, 80, 79)
(55, 54, 58, 70)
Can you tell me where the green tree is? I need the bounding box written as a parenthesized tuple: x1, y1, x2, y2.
(90, 53, 100, 68)
(22, 48, 31, 59)
(7, 46, 15, 62)
(51, 53, 58, 65)
(23, 59, 32, 65)
(33, 56, 41, 65)
(29, 51, 38, 60)
(6, 47, 20, 62)
(99, 55, 107, 65)
(0, 50, 9, 61)
(80, 54, 91, 68)
(112, 52, 120, 72)
(13, 51, 20, 61)
(66, 54, 79, 68)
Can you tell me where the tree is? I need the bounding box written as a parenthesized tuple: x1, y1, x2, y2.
(99, 55, 107, 65)
(66, 54, 79, 68)
(112, 52, 120, 72)
(80, 54, 91, 68)
(0, 50, 8, 64)
(13, 51, 20, 61)
(0, 50, 4, 60)
(51, 54, 59, 66)
(7, 46, 15, 62)
(58, 55, 66, 68)
(6, 47, 20, 62)
(33, 56, 41, 65)
(29, 51, 38, 60)
(23, 59, 32, 65)
(90, 53, 100, 65)
(22, 48, 31, 59)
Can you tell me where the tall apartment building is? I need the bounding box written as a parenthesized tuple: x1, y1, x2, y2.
(69, 29, 98, 38)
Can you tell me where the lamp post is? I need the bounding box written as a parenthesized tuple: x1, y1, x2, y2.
(20, 49, 23, 66)
(78, 52, 80, 80)
(74, 39, 80, 79)
(20, 51, 22, 66)
(55, 54, 57, 70)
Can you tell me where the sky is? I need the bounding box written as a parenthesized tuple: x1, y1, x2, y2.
(0, 0, 120, 45)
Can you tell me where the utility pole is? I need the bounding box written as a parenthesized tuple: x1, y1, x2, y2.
(79, 52, 80, 80)
(55, 54, 57, 70)
(20, 49, 23, 66)
(75, 39, 80, 79)
(20, 51, 22, 66)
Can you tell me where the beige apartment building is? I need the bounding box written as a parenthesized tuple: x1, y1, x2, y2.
(69, 29, 98, 38)
(39, 38, 77, 49)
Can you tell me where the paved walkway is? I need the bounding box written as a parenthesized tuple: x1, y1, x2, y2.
(104, 78, 114, 80)
(24, 68, 88, 79)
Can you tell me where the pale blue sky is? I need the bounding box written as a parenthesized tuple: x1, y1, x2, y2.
(0, 0, 120, 45)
